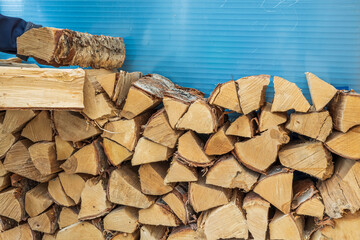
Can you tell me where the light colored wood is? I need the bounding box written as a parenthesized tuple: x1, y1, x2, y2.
(164, 157, 198, 184)
(206, 154, 259, 191)
(102, 112, 150, 151)
(28, 206, 58, 234)
(0, 188, 25, 222)
(234, 126, 290, 173)
(189, 177, 231, 212)
(243, 192, 270, 240)
(29, 142, 61, 176)
(306, 72, 337, 111)
(1, 110, 36, 133)
(139, 162, 174, 195)
(143, 109, 183, 148)
(286, 111, 333, 142)
(168, 226, 198, 240)
(25, 183, 53, 218)
(56, 222, 104, 240)
(272, 76, 310, 112)
(0, 161, 8, 177)
(95, 72, 117, 99)
(17, 27, 125, 69)
(0, 174, 10, 191)
(107, 165, 155, 208)
(43, 234, 56, 240)
(113, 71, 143, 107)
(329, 90, 360, 132)
(61, 140, 106, 175)
(139, 201, 181, 227)
(0, 67, 85, 110)
(177, 131, 214, 166)
(103, 138, 132, 166)
(198, 190, 248, 240)
(208, 80, 242, 112)
(225, 114, 256, 138)
(104, 206, 138, 233)
(78, 178, 113, 220)
(236, 74, 270, 114)
(131, 137, 173, 166)
(317, 157, 360, 218)
(0, 57, 22, 63)
(140, 225, 168, 240)
(269, 210, 304, 240)
(204, 122, 236, 155)
(176, 99, 223, 134)
(48, 177, 76, 207)
(58, 207, 78, 229)
(279, 141, 334, 180)
(58, 173, 85, 204)
(253, 167, 293, 214)
(4, 140, 54, 182)
(258, 102, 287, 132)
(0, 132, 17, 159)
(0, 224, 36, 240)
(111, 231, 140, 240)
(55, 136, 74, 161)
(325, 126, 360, 160)
(53, 111, 101, 142)
(21, 111, 53, 142)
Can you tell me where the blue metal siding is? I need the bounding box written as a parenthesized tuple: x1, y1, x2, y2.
(1, 0, 359, 100)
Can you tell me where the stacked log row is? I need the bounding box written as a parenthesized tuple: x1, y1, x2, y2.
(0, 68, 359, 240)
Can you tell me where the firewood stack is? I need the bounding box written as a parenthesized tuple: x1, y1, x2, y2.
(0, 30, 359, 239)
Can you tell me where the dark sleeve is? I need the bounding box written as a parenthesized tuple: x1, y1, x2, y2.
(0, 14, 28, 54)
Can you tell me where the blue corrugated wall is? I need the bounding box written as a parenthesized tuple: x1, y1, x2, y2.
(1, 0, 359, 100)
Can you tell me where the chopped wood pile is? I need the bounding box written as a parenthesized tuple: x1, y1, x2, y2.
(0, 64, 359, 240)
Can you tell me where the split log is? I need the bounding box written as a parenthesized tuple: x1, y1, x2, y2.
(236, 74, 270, 114)
(1, 110, 36, 133)
(272, 76, 310, 112)
(0, 131, 17, 159)
(258, 102, 287, 132)
(208, 80, 242, 112)
(56, 222, 104, 240)
(243, 192, 270, 240)
(58, 173, 85, 204)
(292, 179, 324, 219)
(28, 206, 58, 234)
(225, 114, 256, 138)
(58, 207, 78, 229)
(121, 74, 175, 119)
(164, 157, 198, 184)
(0, 174, 10, 191)
(317, 157, 360, 218)
(111, 231, 140, 240)
(198, 190, 248, 240)
(55, 136, 74, 161)
(139, 200, 181, 227)
(306, 72, 337, 111)
(205, 154, 259, 191)
(96, 72, 117, 99)
(78, 178, 113, 220)
(253, 167, 293, 214)
(204, 122, 236, 155)
(324, 125, 360, 160)
(43, 234, 56, 240)
(139, 162, 174, 195)
(103, 138, 132, 166)
(4, 140, 54, 182)
(131, 137, 173, 166)
(61, 140, 106, 175)
(176, 99, 223, 134)
(53, 111, 101, 142)
(107, 165, 155, 208)
(234, 126, 290, 173)
(0, 188, 25, 222)
(25, 183, 53, 217)
(143, 109, 183, 148)
(140, 225, 168, 240)
(0, 67, 85, 110)
(111, 71, 143, 107)
(0, 224, 37, 240)
(48, 177, 76, 207)
(104, 206, 138, 233)
(102, 112, 150, 151)
(189, 177, 232, 212)
(177, 131, 214, 167)
(0, 161, 7, 177)
(29, 142, 61, 176)
(286, 111, 333, 142)
(168, 226, 198, 240)
(163, 184, 194, 225)
(17, 27, 125, 69)
(269, 211, 304, 240)
(0, 216, 17, 232)
(21, 111, 53, 142)
(279, 141, 334, 180)
(329, 90, 360, 132)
